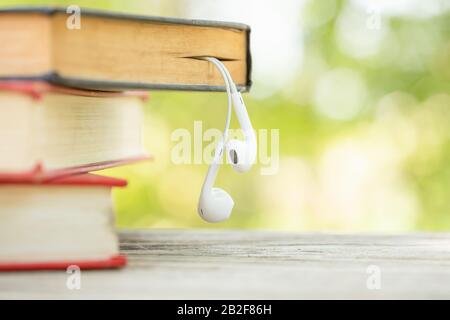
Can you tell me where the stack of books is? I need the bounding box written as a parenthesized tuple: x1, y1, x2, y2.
(0, 7, 251, 271)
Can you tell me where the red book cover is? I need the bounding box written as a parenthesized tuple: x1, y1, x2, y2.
(0, 80, 152, 182)
(0, 255, 127, 272)
(0, 173, 128, 271)
(0, 80, 149, 100)
(0, 157, 150, 183)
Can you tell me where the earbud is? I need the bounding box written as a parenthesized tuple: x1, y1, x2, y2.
(197, 57, 256, 223)
(226, 91, 257, 172)
(199, 187, 234, 222)
(198, 141, 234, 223)
(226, 137, 255, 173)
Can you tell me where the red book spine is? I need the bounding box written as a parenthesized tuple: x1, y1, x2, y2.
(0, 155, 151, 184)
(0, 255, 127, 271)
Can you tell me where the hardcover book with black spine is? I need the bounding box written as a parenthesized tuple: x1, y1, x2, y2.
(0, 6, 252, 92)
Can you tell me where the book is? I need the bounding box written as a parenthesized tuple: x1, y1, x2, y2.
(0, 173, 127, 271)
(0, 81, 150, 180)
(0, 6, 251, 92)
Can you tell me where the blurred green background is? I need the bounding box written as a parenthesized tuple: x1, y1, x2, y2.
(6, 0, 450, 231)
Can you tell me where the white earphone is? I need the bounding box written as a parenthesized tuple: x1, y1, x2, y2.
(197, 57, 256, 223)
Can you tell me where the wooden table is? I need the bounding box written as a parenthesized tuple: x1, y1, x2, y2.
(1, 229, 450, 299)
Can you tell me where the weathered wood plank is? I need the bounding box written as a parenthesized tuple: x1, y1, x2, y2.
(1, 229, 450, 299)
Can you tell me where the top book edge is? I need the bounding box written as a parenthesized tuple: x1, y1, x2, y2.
(0, 6, 251, 31)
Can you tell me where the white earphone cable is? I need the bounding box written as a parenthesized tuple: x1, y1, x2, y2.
(200, 57, 233, 143)
(196, 57, 254, 222)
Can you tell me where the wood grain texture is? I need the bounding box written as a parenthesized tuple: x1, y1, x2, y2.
(1, 229, 450, 299)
